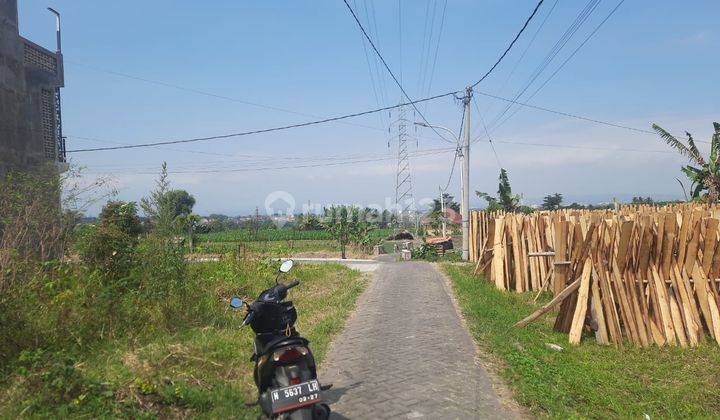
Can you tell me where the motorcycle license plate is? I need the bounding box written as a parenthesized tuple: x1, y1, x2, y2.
(270, 379, 321, 414)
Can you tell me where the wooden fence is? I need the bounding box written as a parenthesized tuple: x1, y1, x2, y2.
(469, 205, 720, 347)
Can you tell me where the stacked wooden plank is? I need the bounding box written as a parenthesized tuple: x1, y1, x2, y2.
(470, 204, 720, 347)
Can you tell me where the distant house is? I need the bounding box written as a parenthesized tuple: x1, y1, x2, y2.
(0, 0, 66, 174)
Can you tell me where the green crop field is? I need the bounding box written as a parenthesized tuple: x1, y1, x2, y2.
(197, 228, 394, 243)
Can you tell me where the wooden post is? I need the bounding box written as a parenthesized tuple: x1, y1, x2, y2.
(553, 220, 569, 296)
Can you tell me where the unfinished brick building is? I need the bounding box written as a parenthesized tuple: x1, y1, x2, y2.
(0, 0, 65, 174)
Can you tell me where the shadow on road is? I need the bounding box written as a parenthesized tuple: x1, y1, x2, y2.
(324, 381, 362, 419)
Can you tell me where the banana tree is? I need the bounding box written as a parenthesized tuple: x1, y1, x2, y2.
(653, 122, 720, 203)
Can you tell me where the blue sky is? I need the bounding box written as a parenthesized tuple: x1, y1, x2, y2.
(18, 0, 720, 215)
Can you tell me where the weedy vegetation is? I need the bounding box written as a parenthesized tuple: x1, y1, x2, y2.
(0, 166, 367, 418)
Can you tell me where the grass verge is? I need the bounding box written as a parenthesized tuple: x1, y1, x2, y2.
(442, 264, 720, 419)
(0, 262, 366, 419)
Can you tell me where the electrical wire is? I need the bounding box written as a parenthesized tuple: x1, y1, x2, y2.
(491, 0, 627, 131)
(416, 0, 431, 95)
(84, 148, 455, 175)
(473, 138, 678, 154)
(485, 0, 559, 116)
(473, 90, 707, 143)
(366, 0, 390, 108)
(67, 91, 458, 153)
(423, 0, 448, 109)
(441, 149, 459, 192)
(342, 0, 454, 144)
(81, 146, 456, 171)
(398, 0, 403, 85)
(67, 59, 391, 136)
(470, 0, 545, 88)
(67, 135, 234, 157)
(487, 0, 601, 129)
(472, 99, 503, 169)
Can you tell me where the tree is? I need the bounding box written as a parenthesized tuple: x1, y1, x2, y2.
(141, 163, 175, 235)
(175, 213, 200, 252)
(432, 193, 460, 213)
(632, 196, 654, 205)
(476, 168, 522, 212)
(98, 201, 142, 237)
(140, 163, 196, 235)
(653, 122, 720, 203)
(542, 193, 563, 210)
(165, 189, 196, 218)
(76, 200, 142, 274)
(297, 213, 323, 230)
(322, 206, 370, 259)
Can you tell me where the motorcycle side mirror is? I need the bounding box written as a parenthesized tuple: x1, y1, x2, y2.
(279, 259, 294, 273)
(229, 297, 244, 308)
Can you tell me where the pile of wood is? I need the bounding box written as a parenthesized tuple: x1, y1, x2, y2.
(470, 205, 720, 347)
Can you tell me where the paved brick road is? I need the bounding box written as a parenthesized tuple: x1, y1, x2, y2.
(320, 261, 521, 419)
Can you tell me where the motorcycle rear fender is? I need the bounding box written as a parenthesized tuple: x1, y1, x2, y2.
(256, 346, 317, 391)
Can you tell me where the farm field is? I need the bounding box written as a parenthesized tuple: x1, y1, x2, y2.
(444, 264, 720, 418)
(195, 228, 395, 259)
(194, 239, 376, 259)
(196, 228, 394, 243)
(0, 262, 367, 418)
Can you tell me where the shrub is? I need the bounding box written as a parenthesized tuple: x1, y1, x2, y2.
(98, 201, 143, 237)
(412, 244, 439, 260)
(74, 224, 137, 276)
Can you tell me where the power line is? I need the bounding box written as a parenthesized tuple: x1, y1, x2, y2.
(365, 0, 391, 108)
(473, 90, 708, 143)
(491, 0, 626, 131)
(67, 59, 393, 136)
(416, 0, 434, 95)
(342, 0, 454, 144)
(470, 0, 545, 88)
(67, 135, 234, 157)
(354, 0, 383, 117)
(475, 138, 678, 154)
(487, 0, 601, 129)
(398, 0, 403, 85)
(423, 0, 448, 107)
(441, 148, 460, 192)
(66, 91, 458, 153)
(472, 99, 502, 169)
(85, 148, 455, 175)
(485, 0, 559, 116)
(83, 146, 456, 173)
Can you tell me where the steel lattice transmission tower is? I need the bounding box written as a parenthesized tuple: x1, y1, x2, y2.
(393, 104, 416, 228)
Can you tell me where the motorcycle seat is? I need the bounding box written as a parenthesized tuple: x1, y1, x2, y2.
(256, 334, 309, 357)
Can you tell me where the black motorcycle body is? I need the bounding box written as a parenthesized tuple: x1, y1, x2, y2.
(231, 261, 330, 419)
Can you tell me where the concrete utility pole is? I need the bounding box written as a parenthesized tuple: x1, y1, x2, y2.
(461, 86, 472, 261)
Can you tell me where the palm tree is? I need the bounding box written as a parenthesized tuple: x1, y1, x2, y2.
(653, 122, 720, 203)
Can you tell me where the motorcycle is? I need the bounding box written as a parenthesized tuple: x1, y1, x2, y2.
(230, 259, 331, 419)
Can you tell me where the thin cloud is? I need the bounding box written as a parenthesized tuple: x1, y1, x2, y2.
(673, 30, 714, 46)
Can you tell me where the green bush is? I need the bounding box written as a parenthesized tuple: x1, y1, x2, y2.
(74, 224, 137, 275)
(412, 244, 439, 260)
